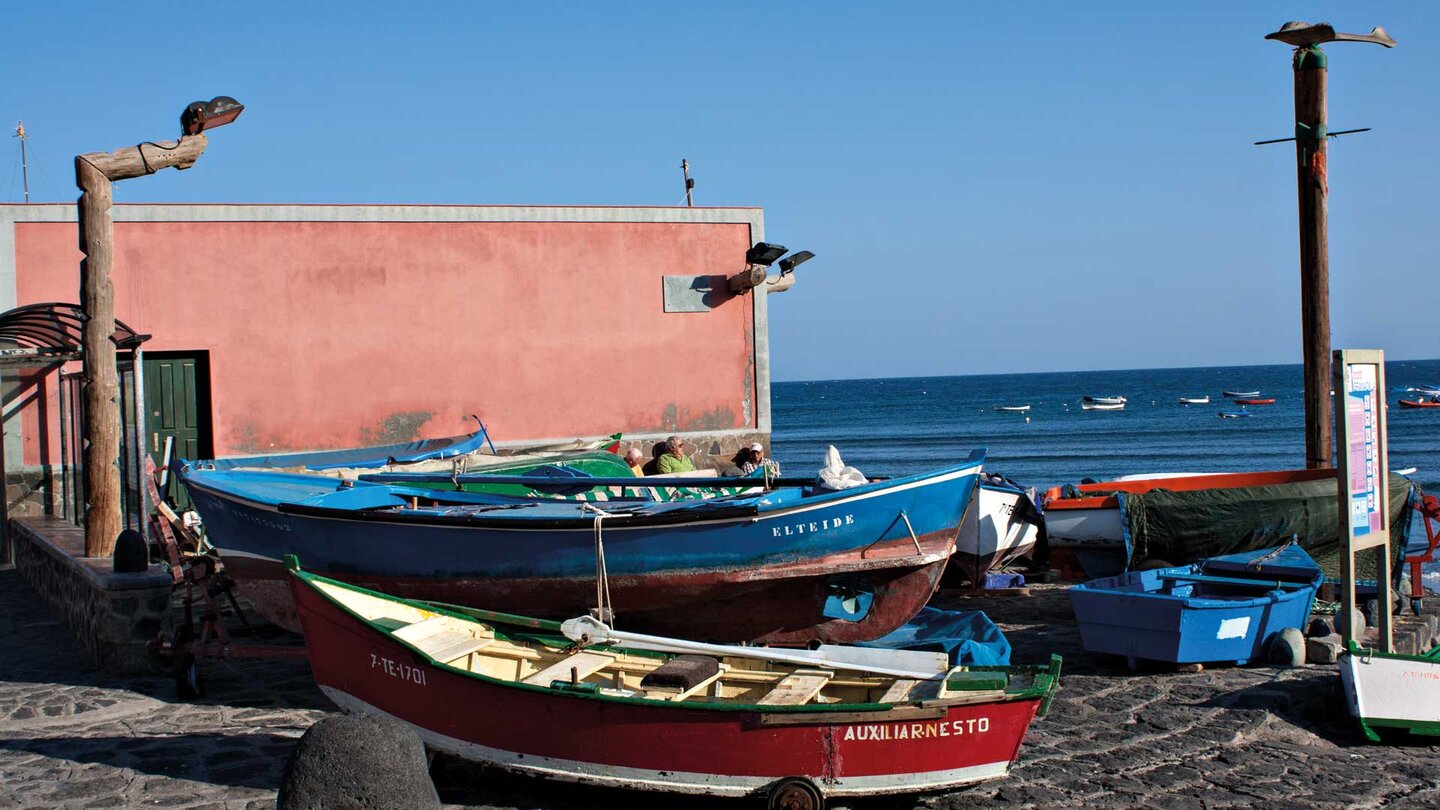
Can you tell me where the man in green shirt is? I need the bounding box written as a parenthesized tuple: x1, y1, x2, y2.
(657, 435, 696, 474)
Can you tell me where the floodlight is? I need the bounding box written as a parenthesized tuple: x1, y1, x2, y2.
(778, 251, 814, 275)
(745, 242, 787, 267)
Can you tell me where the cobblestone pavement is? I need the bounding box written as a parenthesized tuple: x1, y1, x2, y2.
(2, 566, 1436, 809)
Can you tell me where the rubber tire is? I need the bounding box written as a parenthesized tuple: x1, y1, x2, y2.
(766, 777, 824, 810)
(175, 652, 203, 699)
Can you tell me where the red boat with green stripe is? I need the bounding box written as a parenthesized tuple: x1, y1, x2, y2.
(180, 451, 985, 644)
(288, 559, 1060, 808)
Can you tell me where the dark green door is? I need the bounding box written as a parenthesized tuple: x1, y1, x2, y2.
(143, 352, 212, 507)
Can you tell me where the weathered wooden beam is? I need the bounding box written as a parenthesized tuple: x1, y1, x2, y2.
(76, 134, 208, 182)
(75, 133, 211, 557)
(1293, 47, 1332, 469)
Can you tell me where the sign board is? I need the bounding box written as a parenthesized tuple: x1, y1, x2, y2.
(1333, 349, 1390, 651)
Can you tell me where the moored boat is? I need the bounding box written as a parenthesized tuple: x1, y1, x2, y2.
(1080, 400, 1124, 411)
(180, 452, 987, 644)
(1221, 390, 1260, 398)
(1082, 395, 1126, 406)
(993, 405, 1031, 413)
(1399, 396, 1440, 409)
(1232, 398, 1275, 406)
(1217, 408, 1250, 419)
(1068, 544, 1322, 667)
(1178, 396, 1210, 405)
(1339, 641, 1440, 742)
(949, 474, 1043, 585)
(289, 560, 1062, 806)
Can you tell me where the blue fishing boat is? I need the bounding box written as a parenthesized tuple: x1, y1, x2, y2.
(178, 451, 986, 645)
(1067, 544, 1323, 667)
(1218, 408, 1251, 419)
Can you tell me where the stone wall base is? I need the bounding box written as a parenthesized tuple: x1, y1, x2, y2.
(10, 516, 171, 675)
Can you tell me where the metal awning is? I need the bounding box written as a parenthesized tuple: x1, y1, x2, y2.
(0, 302, 150, 368)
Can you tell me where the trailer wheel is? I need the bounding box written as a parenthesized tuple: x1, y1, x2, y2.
(766, 777, 823, 810)
(175, 652, 203, 699)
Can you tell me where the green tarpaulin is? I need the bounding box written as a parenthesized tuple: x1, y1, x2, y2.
(1114, 473, 1417, 580)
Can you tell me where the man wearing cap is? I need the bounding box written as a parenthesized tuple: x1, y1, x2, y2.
(740, 443, 780, 476)
(658, 436, 696, 474)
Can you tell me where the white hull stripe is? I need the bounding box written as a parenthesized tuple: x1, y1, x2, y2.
(1340, 654, 1440, 723)
(321, 687, 1012, 797)
(191, 461, 982, 533)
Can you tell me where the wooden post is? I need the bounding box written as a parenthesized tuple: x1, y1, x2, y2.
(1293, 46, 1333, 470)
(75, 135, 208, 557)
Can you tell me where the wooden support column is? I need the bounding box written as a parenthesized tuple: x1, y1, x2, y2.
(1293, 46, 1333, 470)
(75, 135, 208, 557)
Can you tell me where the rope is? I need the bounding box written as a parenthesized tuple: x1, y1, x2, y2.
(581, 503, 618, 627)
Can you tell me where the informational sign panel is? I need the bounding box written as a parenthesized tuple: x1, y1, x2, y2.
(1333, 349, 1390, 651)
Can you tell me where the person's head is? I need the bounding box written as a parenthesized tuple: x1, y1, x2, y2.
(748, 442, 765, 461)
(624, 448, 643, 465)
(666, 435, 685, 457)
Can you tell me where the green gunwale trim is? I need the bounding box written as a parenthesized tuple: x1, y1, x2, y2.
(1343, 639, 1440, 665)
(1358, 717, 1440, 736)
(291, 564, 1061, 714)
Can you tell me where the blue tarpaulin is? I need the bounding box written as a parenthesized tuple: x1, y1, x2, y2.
(857, 607, 1011, 666)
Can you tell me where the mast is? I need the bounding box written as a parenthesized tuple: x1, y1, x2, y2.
(15, 121, 29, 203)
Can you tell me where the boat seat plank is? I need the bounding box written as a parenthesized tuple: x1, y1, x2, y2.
(1161, 573, 1301, 589)
(879, 679, 918, 703)
(420, 633, 494, 664)
(393, 616, 484, 644)
(757, 669, 833, 706)
(522, 651, 616, 686)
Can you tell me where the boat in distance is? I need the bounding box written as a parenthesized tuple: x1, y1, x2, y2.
(993, 405, 1031, 413)
(1221, 390, 1260, 398)
(1082, 395, 1127, 406)
(1080, 401, 1124, 411)
(1232, 398, 1275, 406)
(288, 560, 1061, 805)
(1218, 408, 1251, 418)
(1399, 397, 1440, 409)
(1068, 544, 1322, 668)
(1177, 396, 1210, 405)
(179, 452, 987, 644)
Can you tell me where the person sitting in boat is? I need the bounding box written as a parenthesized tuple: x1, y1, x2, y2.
(624, 447, 646, 476)
(658, 436, 696, 474)
(738, 443, 780, 476)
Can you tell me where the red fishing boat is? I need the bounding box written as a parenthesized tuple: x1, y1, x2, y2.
(1399, 397, 1440, 409)
(1232, 397, 1275, 405)
(288, 559, 1060, 808)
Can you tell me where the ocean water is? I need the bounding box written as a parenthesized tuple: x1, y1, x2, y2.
(771, 359, 1440, 495)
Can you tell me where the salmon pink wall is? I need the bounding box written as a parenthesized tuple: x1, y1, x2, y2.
(12, 214, 760, 463)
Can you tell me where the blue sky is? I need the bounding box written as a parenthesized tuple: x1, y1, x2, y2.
(2, 2, 1435, 381)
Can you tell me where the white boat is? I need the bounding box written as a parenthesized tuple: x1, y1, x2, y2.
(1082, 395, 1126, 406)
(1177, 396, 1210, 405)
(1339, 643, 1440, 742)
(952, 474, 1042, 583)
(1081, 401, 1124, 411)
(994, 405, 1031, 413)
(1221, 390, 1260, 398)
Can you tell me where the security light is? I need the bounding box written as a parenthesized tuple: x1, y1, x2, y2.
(778, 251, 814, 275)
(745, 242, 787, 267)
(181, 96, 245, 135)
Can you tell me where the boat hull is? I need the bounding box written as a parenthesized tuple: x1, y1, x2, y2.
(950, 483, 1040, 584)
(187, 460, 982, 644)
(1068, 546, 1322, 665)
(1339, 647, 1440, 741)
(293, 578, 1046, 798)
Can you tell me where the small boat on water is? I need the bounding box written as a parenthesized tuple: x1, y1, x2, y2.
(1407, 385, 1440, 397)
(1339, 641, 1440, 742)
(1399, 396, 1440, 409)
(290, 560, 1062, 805)
(1221, 390, 1260, 399)
(1069, 544, 1322, 668)
(1218, 408, 1250, 419)
(1080, 401, 1124, 411)
(993, 405, 1031, 413)
(180, 451, 987, 644)
(1082, 395, 1126, 406)
(1178, 396, 1210, 405)
(1232, 398, 1275, 406)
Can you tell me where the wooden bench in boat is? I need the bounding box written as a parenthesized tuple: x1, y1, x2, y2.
(392, 617, 494, 664)
(522, 651, 617, 686)
(757, 669, 834, 706)
(1160, 573, 1304, 590)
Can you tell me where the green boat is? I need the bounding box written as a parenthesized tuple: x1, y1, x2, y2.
(364, 456, 768, 503)
(1338, 640, 1440, 741)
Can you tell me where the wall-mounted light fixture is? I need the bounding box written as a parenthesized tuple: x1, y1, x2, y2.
(729, 242, 815, 294)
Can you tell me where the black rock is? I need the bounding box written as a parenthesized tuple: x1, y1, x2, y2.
(1306, 616, 1334, 638)
(277, 714, 440, 810)
(112, 529, 148, 574)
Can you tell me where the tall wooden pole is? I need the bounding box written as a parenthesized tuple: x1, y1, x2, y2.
(1293, 46, 1332, 469)
(76, 135, 208, 556)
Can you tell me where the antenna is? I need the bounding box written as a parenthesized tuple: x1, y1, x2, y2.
(14, 121, 29, 203)
(681, 158, 694, 207)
